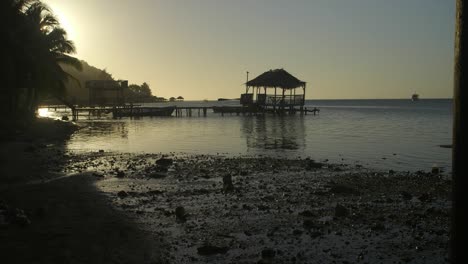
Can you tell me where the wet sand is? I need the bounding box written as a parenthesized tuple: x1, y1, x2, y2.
(0, 119, 451, 263)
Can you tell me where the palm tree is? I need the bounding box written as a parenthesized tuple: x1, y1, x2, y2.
(23, 1, 82, 116)
(1, 0, 81, 121)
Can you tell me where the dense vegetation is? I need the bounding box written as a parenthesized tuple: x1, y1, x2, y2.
(57, 61, 162, 104)
(1, 0, 82, 124)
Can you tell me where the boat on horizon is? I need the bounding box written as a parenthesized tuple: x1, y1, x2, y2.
(411, 93, 419, 101)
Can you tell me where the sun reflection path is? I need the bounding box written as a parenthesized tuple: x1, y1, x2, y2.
(38, 108, 50, 118)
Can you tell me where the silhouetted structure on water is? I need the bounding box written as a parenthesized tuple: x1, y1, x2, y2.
(241, 69, 307, 113)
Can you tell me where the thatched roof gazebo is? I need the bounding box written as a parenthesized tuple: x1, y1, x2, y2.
(241, 69, 306, 111)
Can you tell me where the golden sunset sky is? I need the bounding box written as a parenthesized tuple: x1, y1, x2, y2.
(44, 0, 455, 100)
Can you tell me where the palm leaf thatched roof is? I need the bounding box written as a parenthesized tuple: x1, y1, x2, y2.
(246, 69, 305, 89)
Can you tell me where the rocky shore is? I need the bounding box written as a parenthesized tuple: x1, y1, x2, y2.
(0, 119, 451, 263)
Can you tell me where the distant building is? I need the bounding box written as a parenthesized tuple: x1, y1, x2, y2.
(86, 80, 128, 106)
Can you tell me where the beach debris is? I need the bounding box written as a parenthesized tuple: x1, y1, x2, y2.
(418, 193, 431, 203)
(310, 231, 322, 238)
(400, 191, 412, 200)
(156, 158, 173, 167)
(116, 170, 125, 178)
(305, 160, 323, 170)
(148, 172, 166, 179)
(335, 203, 349, 217)
(2, 208, 31, 227)
(329, 183, 358, 195)
(298, 210, 315, 217)
(197, 244, 229, 255)
(303, 219, 316, 229)
(24, 145, 36, 152)
(431, 165, 440, 174)
(117, 190, 128, 198)
(223, 174, 234, 193)
(98, 149, 104, 153)
(261, 248, 276, 260)
(292, 229, 303, 235)
(371, 222, 386, 231)
(175, 206, 186, 222)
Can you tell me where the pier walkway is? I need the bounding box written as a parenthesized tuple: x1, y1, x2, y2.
(39, 105, 320, 121)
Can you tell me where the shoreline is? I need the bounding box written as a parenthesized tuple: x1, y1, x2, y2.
(0, 119, 451, 263)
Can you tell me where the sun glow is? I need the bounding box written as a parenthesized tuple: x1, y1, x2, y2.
(50, 6, 77, 44)
(37, 108, 50, 118)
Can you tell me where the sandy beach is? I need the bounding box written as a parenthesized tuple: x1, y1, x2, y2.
(0, 119, 451, 263)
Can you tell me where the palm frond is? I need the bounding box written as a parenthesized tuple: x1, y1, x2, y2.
(56, 54, 82, 71)
(46, 27, 76, 54)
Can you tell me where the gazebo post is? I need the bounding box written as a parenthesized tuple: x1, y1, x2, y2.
(294, 88, 296, 104)
(303, 83, 306, 105)
(282, 88, 285, 112)
(274, 86, 277, 111)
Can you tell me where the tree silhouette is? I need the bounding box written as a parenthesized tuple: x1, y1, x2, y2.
(1, 0, 81, 121)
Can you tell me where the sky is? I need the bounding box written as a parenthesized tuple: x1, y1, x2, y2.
(43, 0, 455, 100)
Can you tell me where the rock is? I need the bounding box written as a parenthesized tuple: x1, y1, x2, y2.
(197, 245, 229, 255)
(149, 172, 166, 179)
(6, 208, 31, 227)
(292, 229, 303, 235)
(335, 203, 349, 217)
(61, 115, 69, 121)
(116, 170, 125, 178)
(175, 206, 186, 222)
(261, 248, 276, 259)
(371, 223, 386, 231)
(418, 193, 431, 202)
(431, 166, 440, 174)
(98, 149, 104, 153)
(223, 174, 234, 193)
(298, 210, 315, 217)
(154, 166, 168, 173)
(156, 158, 173, 167)
(305, 160, 323, 170)
(24, 145, 36, 152)
(117, 190, 128, 198)
(303, 219, 316, 229)
(329, 184, 357, 195)
(242, 204, 253, 211)
(400, 191, 412, 200)
(310, 231, 322, 238)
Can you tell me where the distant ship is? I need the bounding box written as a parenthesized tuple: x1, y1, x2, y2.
(411, 93, 419, 101)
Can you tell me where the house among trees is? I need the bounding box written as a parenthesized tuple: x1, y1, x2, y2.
(86, 80, 127, 106)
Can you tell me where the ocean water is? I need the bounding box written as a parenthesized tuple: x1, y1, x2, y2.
(57, 99, 452, 172)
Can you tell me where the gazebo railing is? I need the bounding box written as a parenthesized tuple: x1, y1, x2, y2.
(259, 94, 304, 106)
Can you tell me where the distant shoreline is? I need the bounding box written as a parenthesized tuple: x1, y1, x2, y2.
(179, 98, 453, 102)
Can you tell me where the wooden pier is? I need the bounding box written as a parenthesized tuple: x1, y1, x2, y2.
(39, 105, 319, 121)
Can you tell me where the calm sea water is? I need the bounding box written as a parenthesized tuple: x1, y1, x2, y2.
(56, 99, 452, 172)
